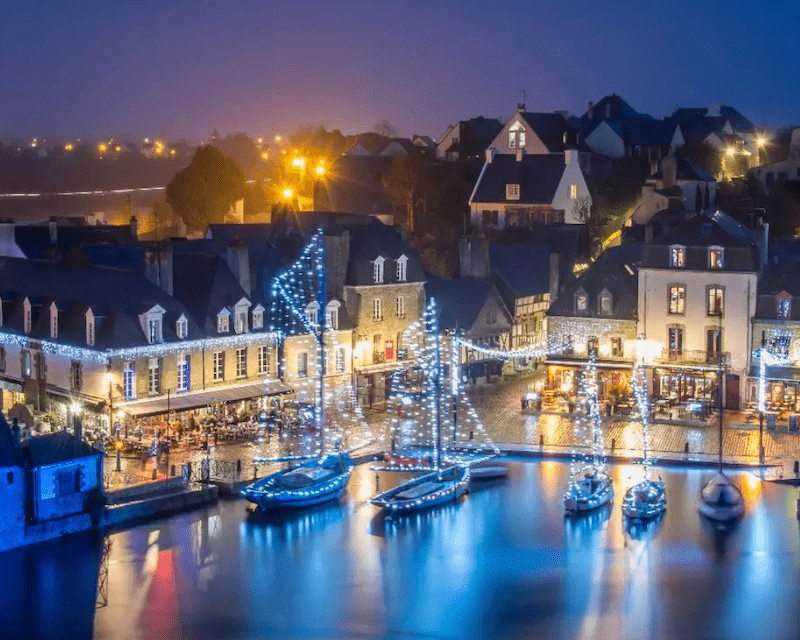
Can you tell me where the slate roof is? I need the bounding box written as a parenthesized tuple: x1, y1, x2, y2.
(518, 112, 574, 151)
(671, 106, 755, 134)
(0, 412, 24, 468)
(755, 262, 800, 319)
(426, 277, 509, 332)
(548, 243, 643, 320)
(15, 223, 135, 261)
(314, 156, 396, 216)
(622, 118, 679, 147)
(22, 430, 101, 468)
(207, 224, 272, 244)
(345, 220, 425, 286)
(471, 154, 566, 205)
(653, 156, 715, 182)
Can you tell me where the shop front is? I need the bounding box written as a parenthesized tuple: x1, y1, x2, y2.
(746, 366, 800, 413)
(545, 357, 633, 411)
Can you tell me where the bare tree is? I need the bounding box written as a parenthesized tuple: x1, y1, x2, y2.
(373, 120, 399, 138)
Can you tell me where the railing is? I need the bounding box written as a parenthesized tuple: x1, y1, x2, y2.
(657, 349, 730, 367)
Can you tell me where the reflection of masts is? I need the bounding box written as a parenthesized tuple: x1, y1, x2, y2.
(96, 537, 112, 609)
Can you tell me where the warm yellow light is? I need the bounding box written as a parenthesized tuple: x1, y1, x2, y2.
(257, 137, 263, 144)
(756, 136, 767, 147)
(114, 145, 121, 152)
(98, 143, 108, 153)
(169, 148, 176, 156)
(725, 147, 735, 157)
(291, 157, 306, 168)
(70, 403, 82, 414)
(64, 143, 74, 151)
(315, 165, 325, 177)
(274, 135, 282, 142)
(154, 146, 163, 155)
(261, 151, 269, 160)
(282, 188, 294, 199)
(115, 440, 123, 450)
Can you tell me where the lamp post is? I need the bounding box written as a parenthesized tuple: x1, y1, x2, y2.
(758, 338, 767, 465)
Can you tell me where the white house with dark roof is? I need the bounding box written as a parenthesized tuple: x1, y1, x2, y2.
(489, 106, 574, 155)
(469, 149, 591, 230)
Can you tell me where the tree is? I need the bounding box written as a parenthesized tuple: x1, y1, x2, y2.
(677, 140, 722, 180)
(212, 133, 259, 178)
(373, 120, 398, 138)
(382, 155, 429, 232)
(166, 145, 245, 232)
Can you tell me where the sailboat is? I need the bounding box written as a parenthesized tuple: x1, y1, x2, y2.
(622, 348, 666, 520)
(241, 232, 353, 510)
(564, 354, 614, 514)
(370, 299, 470, 513)
(698, 352, 743, 522)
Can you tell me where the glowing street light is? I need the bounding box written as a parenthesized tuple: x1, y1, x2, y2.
(315, 165, 325, 177)
(282, 187, 294, 200)
(261, 151, 269, 160)
(756, 136, 767, 148)
(274, 135, 282, 142)
(291, 157, 306, 169)
(64, 143, 74, 152)
(97, 143, 108, 154)
(725, 147, 736, 157)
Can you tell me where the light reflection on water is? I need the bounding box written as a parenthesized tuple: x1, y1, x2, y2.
(2, 460, 800, 639)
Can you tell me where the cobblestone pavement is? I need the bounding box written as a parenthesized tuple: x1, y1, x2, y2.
(106, 372, 800, 488)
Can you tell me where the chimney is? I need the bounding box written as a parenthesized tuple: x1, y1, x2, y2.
(144, 243, 173, 295)
(661, 156, 678, 189)
(516, 147, 525, 162)
(226, 241, 251, 294)
(549, 252, 560, 301)
(588, 101, 594, 119)
(564, 149, 573, 165)
(130, 215, 138, 241)
(485, 147, 496, 163)
(49, 217, 57, 244)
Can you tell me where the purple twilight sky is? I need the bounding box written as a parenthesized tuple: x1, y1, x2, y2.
(2, 0, 798, 141)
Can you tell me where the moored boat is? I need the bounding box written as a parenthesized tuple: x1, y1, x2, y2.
(370, 465, 469, 512)
(623, 479, 667, 520)
(564, 467, 614, 514)
(699, 472, 744, 522)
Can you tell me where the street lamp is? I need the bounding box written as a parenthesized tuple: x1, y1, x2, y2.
(115, 439, 123, 472)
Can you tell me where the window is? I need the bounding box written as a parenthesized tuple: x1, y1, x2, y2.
(706, 328, 722, 361)
(325, 302, 339, 330)
(236, 348, 247, 378)
(23, 299, 31, 334)
(482, 210, 499, 226)
(235, 310, 248, 334)
(569, 184, 578, 199)
(252, 306, 264, 330)
(148, 318, 161, 344)
(50, 306, 58, 339)
(575, 291, 587, 313)
(768, 332, 791, 357)
(508, 121, 525, 149)
(0, 346, 6, 372)
(707, 286, 724, 316)
(258, 345, 270, 375)
(599, 291, 612, 315)
(217, 311, 229, 333)
(587, 336, 599, 356)
(123, 362, 135, 400)
(148, 358, 160, 395)
(213, 351, 224, 381)
(669, 285, 685, 315)
(396, 255, 408, 282)
(518, 131, 526, 148)
(373, 298, 382, 321)
(336, 347, 346, 373)
(611, 337, 624, 357)
(176, 316, 188, 339)
(177, 354, 190, 392)
(668, 326, 684, 357)
(506, 183, 520, 200)
(297, 352, 308, 378)
(55, 469, 81, 498)
(70, 361, 82, 391)
(373, 333, 382, 359)
(305, 302, 319, 326)
(486, 309, 497, 324)
(385, 340, 395, 360)
(373, 256, 385, 283)
(709, 247, 724, 270)
(396, 296, 406, 319)
(86, 315, 95, 346)
(21, 350, 31, 378)
(670, 245, 685, 268)
(777, 296, 791, 319)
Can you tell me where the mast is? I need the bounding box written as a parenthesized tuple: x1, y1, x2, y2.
(316, 230, 326, 459)
(429, 300, 443, 472)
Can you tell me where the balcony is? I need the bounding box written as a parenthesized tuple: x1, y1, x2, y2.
(656, 349, 730, 367)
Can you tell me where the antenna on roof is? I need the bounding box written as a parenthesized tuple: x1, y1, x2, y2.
(517, 89, 526, 111)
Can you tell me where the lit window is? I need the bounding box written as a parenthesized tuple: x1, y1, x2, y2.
(778, 296, 791, 319)
(258, 345, 270, 375)
(506, 184, 520, 200)
(575, 292, 587, 312)
(709, 247, 724, 270)
(148, 358, 160, 395)
(213, 351, 224, 381)
(236, 348, 247, 378)
(21, 350, 31, 378)
(148, 318, 161, 343)
(123, 362, 135, 400)
(707, 286, 724, 316)
(336, 347, 345, 373)
(235, 310, 248, 334)
(217, 312, 229, 333)
(570, 184, 578, 199)
(373, 298, 382, 321)
(305, 302, 319, 326)
(252, 306, 264, 329)
(176, 316, 187, 339)
(599, 292, 612, 314)
(668, 326, 684, 357)
(396, 296, 405, 318)
(670, 246, 685, 268)
(611, 337, 624, 357)
(50, 307, 58, 339)
(396, 255, 408, 282)
(373, 256, 385, 283)
(297, 352, 308, 378)
(176, 354, 190, 392)
(70, 361, 83, 391)
(325, 301, 339, 330)
(669, 285, 685, 315)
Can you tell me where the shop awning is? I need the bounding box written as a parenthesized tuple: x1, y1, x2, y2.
(356, 360, 417, 375)
(0, 377, 22, 392)
(546, 356, 633, 370)
(117, 380, 293, 418)
(747, 365, 800, 383)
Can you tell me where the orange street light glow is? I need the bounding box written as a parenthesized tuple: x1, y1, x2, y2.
(98, 143, 108, 153)
(282, 188, 293, 199)
(315, 165, 325, 176)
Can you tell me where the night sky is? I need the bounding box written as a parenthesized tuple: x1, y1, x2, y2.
(3, 0, 798, 140)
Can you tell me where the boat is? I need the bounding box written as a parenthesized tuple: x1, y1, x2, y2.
(370, 465, 470, 512)
(240, 231, 354, 510)
(699, 472, 744, 522)
(564, 355, 613, 514)
(622, 350, 667, 521)
(623, 479, 667, 519)
(469, 463, 510, 480)
(564, 466, 614, 513)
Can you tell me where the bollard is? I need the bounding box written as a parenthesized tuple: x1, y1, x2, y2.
(611, 438, 616, 451)
(152, 468, 158, 480)
(375, 474, 380, 491)
(684, 442, 689, 453)
(237, 459, 242, 475)
(469, 431, 474, 440)
(253, 464, 258, 479)
(539, 434, 544, 447)
(170, 464, 176, 477)
(794, 461, 799, 475)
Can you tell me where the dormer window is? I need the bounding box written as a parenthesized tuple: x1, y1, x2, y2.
(86, 310, 95, 346)
(325, 301, 340, 330)
(396, 255, 408, 282)
(506, 184, 520, 200)
(709, 246, 724, 269)
(777, 293, 792, 319)
(305, 301, 319, 326)
(373, 256, 385, 284)
(50, 303, 58, 339)
(217, 309, 230, 333)
(235, 310, 247, 334)
(508, 121, 525, 149)
(23, 298, 31, 334)
(143, 304, 165, 344)
(599, 289, 612, 315)
(575, 289, 588, 313)
(252, 304, 264, 330)
(176, 315, 188, 339)
(670, 245, 685, 268)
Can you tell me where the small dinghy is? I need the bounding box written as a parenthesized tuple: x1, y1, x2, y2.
(699, 472, 744, 522)
(564, 467, 614, 514)
(469, 463, 509, 481)
(241, 453, 353, 510)
(370, 465, 470, 512)
(623, 479, 667, 520)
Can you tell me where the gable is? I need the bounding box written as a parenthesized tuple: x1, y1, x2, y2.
(585, 121, 625, 159)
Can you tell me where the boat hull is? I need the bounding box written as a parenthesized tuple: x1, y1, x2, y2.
(241, 455, 353, 510)
(698, 472, 744, 522)
(564, 469, 614, 514)
(370, 466, 470, 513)
(469, 464, 509, 480)
(622, 480, 667, 520)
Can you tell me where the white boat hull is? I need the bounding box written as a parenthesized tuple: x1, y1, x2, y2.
(622, 480, 667, 520)
(469, 464, 509, 480)
(564, 469, 614, 514)
(370, 466, 470, 513)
